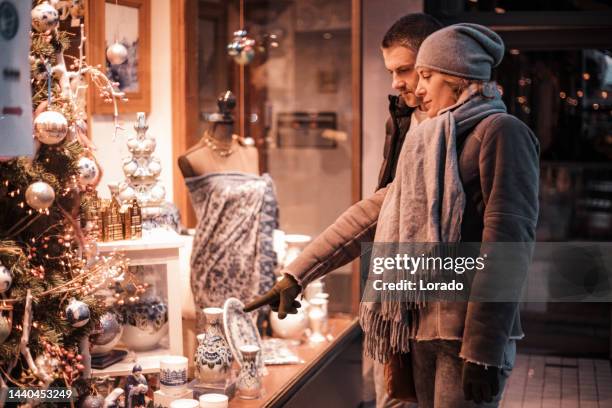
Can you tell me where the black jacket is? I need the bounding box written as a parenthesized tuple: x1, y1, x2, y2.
(377, 95, 414, 189)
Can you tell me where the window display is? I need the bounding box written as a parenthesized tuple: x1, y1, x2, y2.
(11, 0, 612, 407)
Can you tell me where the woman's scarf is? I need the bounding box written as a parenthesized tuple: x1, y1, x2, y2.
(359, 84, 506, 362)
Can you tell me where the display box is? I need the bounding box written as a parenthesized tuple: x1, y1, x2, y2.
(92, 234, 185, 377)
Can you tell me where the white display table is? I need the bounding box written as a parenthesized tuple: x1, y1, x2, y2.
(93, 233, 186, 377)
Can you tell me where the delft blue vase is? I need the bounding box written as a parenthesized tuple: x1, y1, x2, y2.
(194, 307, 233, 385)
(237, 345, 261, 399)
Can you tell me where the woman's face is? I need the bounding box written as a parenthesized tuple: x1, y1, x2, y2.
(415, 68, 459, 118)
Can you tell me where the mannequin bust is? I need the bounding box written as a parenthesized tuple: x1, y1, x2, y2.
(178, 91, 259, 178)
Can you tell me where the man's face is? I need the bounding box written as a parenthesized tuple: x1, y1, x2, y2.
(382, 45, 420, 107)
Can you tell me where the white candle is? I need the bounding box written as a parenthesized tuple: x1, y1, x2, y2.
(170, 399, 199, 408)
(160, 355, 188, 396)
(199, 393, 229, 408)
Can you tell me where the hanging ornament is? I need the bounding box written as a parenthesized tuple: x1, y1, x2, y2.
(90, 312, 123, 356)
(227, 30, 256, 65)
(106, 42, 128, 65)
(65, 298, 90, 328)
(78, 157, 100, 185)
(34, 110, 68, 145)
(0, 304, 13, 345)
(0, 263, 12, 294)
(25, 181, 55, 211)
(31, 1, 60, 33)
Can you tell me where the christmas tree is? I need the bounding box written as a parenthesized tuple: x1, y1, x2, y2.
(0, 0, 127, 402)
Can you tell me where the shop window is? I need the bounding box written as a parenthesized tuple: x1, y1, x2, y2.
(493, 49, 612, 241)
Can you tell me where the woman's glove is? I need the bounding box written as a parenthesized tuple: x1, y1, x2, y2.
(243, 274, 302, 319)
(462, 361, 501, 404)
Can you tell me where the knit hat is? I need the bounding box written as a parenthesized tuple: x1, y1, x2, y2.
(415, 23, 504, 80)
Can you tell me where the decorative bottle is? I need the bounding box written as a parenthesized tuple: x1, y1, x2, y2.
(194, 307, 233, 385)
(237, 345, 262, 399)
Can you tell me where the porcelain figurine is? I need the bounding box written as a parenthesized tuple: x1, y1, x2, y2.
(194, 307, 233, 385)
(124, 364, 148, 408)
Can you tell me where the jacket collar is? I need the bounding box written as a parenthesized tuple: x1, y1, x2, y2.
(388, 94, 414, 119)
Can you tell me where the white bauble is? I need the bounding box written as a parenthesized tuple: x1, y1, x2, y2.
(122, 158, 138, 176)
(147, 158, 162, 176)
(25, 181, 55, 210)
(118, 185, 136, 203)
(106, 42, 128, 65)
(234, 46, 255, 65)
(34, 111, 68, 145)
(31, 1, 59, 32)
(0, 264, 12, 294)
(77, 157, 99, 185)
(150, 183, 166, 202)
(65, 299, 90, 328)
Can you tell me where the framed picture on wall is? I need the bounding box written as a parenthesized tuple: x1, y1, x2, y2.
(88, 0, 150, 113)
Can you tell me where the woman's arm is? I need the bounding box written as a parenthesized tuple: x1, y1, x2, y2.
(285, 185, 389, 288)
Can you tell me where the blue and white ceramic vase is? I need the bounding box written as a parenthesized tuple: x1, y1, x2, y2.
(194, 307, 233, 385)
(237, 345, 261, 400)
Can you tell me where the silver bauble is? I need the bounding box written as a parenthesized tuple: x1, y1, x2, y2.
(31, 1, 59, 32)
(34, 110, 68, 145)
(234, 46, 255, 65)
(77, 157, 99, 185)
(0, 264, 12, 294)
(90, 313, 123, 356)
(25, 181, 55, 211)
(65, 299, 90, 328)
(106, 42, 128, 65)
(147, 159, 162, 177)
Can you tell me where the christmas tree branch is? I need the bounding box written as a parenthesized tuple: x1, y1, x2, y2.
(20, 290, 53, 385)
(4, 213, 43, 240)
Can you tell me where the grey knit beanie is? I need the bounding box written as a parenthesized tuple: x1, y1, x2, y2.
(415, 23, 504, 80)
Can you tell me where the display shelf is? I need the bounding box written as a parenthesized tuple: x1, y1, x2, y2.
(94, 234, 185, 378)
(96, 233, 186, 252)
(229, 315, 359, 408)
(91, 347, 173, 377)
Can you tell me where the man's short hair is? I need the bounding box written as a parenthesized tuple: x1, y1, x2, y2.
(381, 13, 443, 51)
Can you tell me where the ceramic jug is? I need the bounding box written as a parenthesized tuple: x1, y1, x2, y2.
(194, 307, 233, 385)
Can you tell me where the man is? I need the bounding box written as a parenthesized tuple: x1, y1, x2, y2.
(373, 14, 442, 407)
(378, 14, 442, 191)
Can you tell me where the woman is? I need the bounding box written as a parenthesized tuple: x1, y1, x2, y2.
(246, 23, 539, 407)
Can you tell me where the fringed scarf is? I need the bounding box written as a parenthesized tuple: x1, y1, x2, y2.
(359, 84, 506, 363)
